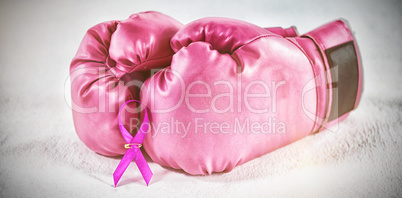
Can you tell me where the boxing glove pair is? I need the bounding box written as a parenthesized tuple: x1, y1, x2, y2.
(70, 11, 362, 183)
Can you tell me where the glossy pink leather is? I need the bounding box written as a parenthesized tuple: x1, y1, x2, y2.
(70, 11, 182, 156)
(141, 18, 362, 175)
(264, 26, 298, 37)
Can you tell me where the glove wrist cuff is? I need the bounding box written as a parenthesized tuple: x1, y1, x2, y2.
(303, 19, 363, 132)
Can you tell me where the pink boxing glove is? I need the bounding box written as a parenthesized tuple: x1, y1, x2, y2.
(140, 18, 362, 175)
(70, 11, 182, 156)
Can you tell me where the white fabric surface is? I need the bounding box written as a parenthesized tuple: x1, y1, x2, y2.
(0, 0, 401, 197)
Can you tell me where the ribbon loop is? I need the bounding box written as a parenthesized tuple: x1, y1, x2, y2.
(113, 100, 153, 187)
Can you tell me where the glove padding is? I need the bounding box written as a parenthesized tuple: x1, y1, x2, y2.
(141, 17, 362, 174)
(70, 11, 182, 156)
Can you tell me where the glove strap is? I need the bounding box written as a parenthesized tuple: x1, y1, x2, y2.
(303, 20, 363, 131)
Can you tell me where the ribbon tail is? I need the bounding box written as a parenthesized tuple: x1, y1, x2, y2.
(134, 150, 153, 186)
(113, 148, 138, 187)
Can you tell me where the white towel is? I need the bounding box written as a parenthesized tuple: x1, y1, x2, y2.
(0, 0, 401, 197)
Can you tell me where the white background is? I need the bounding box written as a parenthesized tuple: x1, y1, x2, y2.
(0, 0, 401, 197)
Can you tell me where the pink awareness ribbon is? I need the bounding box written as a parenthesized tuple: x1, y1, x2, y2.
(113, 100, 153, 187)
